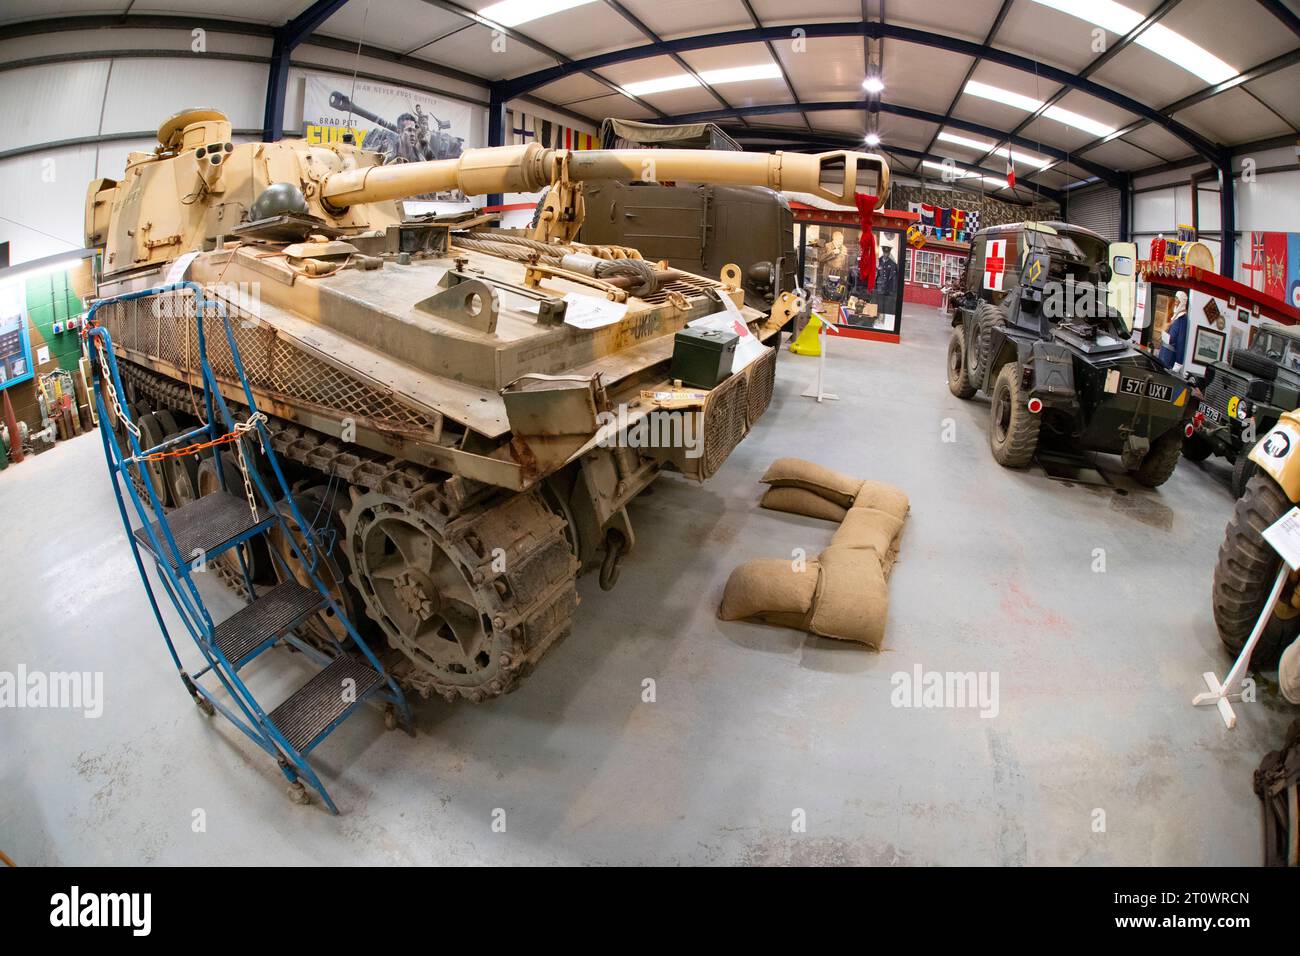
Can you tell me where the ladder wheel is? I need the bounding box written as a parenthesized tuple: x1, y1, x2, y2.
(195, 696, 215, 716)
(286, 782, 311, 806)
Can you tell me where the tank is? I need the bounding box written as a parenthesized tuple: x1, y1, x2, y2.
(85, 107, 888, 703)
(580, 119, 798, 310)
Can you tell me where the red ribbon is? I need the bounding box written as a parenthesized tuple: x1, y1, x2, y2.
(855, 193, 878, 290)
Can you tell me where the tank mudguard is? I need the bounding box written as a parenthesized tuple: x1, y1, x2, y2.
(1250, 410, 1300, 503)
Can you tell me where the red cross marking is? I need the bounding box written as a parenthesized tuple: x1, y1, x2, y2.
(984, 239, 1006, 292)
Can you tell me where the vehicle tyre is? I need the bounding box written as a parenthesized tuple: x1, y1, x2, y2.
(1231, 454, 1258, 498)
(1133, 427, 1184, 488)
(970, 301, 1007, 384)
(947, 328, 977, 399)
(989, 363, 1040, 468)
(1230, 348, 1278, 381)
(1212, 472, 1300, 667)
(1181, 432, 1213, 462)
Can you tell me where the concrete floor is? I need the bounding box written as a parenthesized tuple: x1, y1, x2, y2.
(2, 303, 1294, 865)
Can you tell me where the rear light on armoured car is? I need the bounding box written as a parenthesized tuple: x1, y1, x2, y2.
(1185, 423, 1195, 438)
(1027, 398, 1043, 414)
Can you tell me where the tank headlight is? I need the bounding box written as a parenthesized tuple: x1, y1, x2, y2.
(1236, 401, 1253, 421)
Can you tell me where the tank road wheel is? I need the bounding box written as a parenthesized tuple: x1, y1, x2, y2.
(136, 412, 174, 508)
(344, 488, 578, 703)
(1212, 473, 1300, 667)
(1132, 427, 1183, 488)
(947, 328, 976, 399)
(989, 363, 1040, 468)
(266, 488, 369, 648)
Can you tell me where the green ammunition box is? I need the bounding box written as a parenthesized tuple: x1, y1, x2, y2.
(670, 327, 738, 389)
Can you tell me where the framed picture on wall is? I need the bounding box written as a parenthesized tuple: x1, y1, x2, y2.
(1193, 325, 1226, 365)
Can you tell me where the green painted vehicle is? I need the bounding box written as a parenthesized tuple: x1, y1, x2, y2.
(1184, 320, 1300, 496)
(947, 221, 1197, 487)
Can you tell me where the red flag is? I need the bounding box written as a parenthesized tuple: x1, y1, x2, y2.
(1006, 154, 1016, 189)
(855, 193, 879, 290)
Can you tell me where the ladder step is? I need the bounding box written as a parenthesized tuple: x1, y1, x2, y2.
(269, 655, 385, 754)
(212, 580, 324, 669)
(134, 492, 273, 572)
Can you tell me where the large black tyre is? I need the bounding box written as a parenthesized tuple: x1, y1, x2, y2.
(970, 301, 1007, 384)
(1212, 472, 1300, 667)
(1181, 432, 1213, 462)
(1133, 427, 1184, 488)
(1230, 348, 1278, 381)
(1231, 453, 1258, 498)
(989, 363, 1040, 468)
(947, 328, 977, 399)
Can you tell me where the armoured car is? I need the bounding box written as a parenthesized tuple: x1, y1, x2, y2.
(947, 221, 1196, 487)
(1184, 320, 1300, 496)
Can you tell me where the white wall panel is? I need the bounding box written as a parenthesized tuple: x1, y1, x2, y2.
(1236, 169, 1300, 233)
(0, 61, 111, 152)
(0, 144, 100, 264)
(99, 57, 268, 134)
(1133, 187, 1177, 234)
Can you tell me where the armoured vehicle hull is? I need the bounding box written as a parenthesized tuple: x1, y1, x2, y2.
(948, 221, 1195, 486)
(87, 108, 886, 702)
(1186, 321, 1300, 496)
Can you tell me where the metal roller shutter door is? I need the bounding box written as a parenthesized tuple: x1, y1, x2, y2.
(1065, 186, 1122, 241)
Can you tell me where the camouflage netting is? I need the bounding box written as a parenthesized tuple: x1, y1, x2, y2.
(719, 459, 909, 650)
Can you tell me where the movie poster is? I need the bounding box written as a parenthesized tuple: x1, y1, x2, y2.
(303, 74, 477, 202)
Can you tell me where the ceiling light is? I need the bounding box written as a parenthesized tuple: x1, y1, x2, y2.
(964, 80, 1115, 137)
(621, 63, 782, 97)
(936, 131, 1052, 168)
(478, 0, 598, 28)
(863, 76, 885, 94)
(620, 74, 698, 96)
(865, 132, 881, 146)
(1030, 0, 1237, 84)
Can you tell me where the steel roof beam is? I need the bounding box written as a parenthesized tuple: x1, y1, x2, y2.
(495, 20, 1227, 162)
(418, 0, 667, 117)
(972, 0, 1183, 170)
(918, 0, 1014, 167)
(263, 0, 350, 141)
(655, 100, 1126, 187)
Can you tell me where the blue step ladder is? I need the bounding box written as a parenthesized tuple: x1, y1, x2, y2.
(86, 281, 413, 814)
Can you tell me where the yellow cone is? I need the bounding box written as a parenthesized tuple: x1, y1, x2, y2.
(790, 312, 826, 356)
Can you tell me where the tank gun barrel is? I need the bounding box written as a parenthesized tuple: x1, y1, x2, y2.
(319, 143, 888, 211)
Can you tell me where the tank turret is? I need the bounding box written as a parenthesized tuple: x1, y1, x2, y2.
(87, 108, 888, 274)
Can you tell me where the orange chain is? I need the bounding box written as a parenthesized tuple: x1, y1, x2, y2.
(133, 428, 248, 463)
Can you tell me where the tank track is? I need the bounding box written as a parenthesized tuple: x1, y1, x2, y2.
(120, 361, 580, 703)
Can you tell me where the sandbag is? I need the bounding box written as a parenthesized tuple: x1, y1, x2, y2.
(807, 546, 889, 649)
(852, 480, 910, 521)
(759, 457, 864, 509)
(718, 557, 819, 629)
(759, 486, 849, 523)
(830, 507, 904, 574)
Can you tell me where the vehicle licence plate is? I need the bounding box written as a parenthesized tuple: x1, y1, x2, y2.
(1202, 403, 1225, 425)
(1120, 376, 1175, 402)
